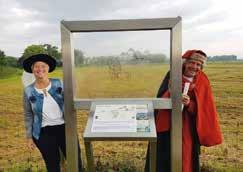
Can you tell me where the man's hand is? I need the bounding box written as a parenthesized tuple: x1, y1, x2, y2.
(182, 94, 190, 106)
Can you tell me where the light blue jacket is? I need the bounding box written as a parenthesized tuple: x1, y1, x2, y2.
(23, 78, 64, 140)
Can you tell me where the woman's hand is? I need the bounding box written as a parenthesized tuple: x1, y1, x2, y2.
(182, 94, 190, 106)
(26, 138, 35, 150)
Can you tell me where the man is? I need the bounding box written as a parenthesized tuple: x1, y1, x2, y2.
(146, 50, 222, 172)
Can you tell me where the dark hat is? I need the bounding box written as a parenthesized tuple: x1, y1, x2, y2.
(23, 54, 56, 73)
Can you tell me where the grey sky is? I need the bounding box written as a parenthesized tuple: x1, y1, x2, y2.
(0, 0, 242, 58)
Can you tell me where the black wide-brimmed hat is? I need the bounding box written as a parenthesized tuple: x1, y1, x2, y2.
(23, 54, 56, 73)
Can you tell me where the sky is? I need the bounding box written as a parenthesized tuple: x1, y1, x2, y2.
(0, 0, 243, 58)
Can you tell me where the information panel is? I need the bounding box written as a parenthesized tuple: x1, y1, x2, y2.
(91, 104, 150, 133)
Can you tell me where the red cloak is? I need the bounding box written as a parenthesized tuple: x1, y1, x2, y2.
(156, 71, 222, 147)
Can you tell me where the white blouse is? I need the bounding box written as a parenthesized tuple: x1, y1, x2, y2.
(35, 82, 64, 127)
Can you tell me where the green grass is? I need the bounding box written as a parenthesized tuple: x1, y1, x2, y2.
(0, 66, 22, 79)
(0, 63, 242, 171)
(74, 64, 169, 98)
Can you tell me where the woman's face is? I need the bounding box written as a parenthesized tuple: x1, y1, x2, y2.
(32, 61, 49, 80)
(183, 59, 202, 77)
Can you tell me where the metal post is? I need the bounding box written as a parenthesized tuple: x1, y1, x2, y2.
(149, 140, 157, 172)
(170, 18, 182, 172)
(84, 141, 95, 172)
(61, 23, 79, 172)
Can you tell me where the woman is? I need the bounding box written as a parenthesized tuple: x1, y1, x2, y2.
(23, 54, 83, 172)
(145, 50, 222, 172)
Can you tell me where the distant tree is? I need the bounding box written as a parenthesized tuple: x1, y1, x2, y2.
(43, 44, 62, 66)
(0, 49, 6, 66)
(43, 44, 60, 58)
(133, 50, 144, 60)
(0, 50, 5, 58)
(74, 49, 84, 66)
(121, 48, 167, 64)
(17, 57, 25, 68)
(148, 53, 167, 63)
(208, 55, 237, 61)
(22, 45, 46, 59)
(18, 45, 46, 68)
(5, 56, 18, 67)
(19, 44, 62, 67)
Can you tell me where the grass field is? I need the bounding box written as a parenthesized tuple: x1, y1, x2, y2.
(0, 62, 242, 172)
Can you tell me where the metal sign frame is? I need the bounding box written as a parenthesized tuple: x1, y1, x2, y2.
(84, 100, 156, 172)
(60, 17, 182, 172)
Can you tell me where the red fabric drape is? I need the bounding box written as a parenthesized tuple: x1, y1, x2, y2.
(155, 71, 222, 146)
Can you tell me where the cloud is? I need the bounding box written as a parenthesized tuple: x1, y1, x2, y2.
(0, 0, 242, 58)
(74, 30, 170, 56)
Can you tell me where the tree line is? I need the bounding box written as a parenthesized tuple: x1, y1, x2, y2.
(80, 48, 168, 66)
(208, 55, 237, 61)
(0, 45, 168, 69)
(0, 44, 62, 68)
(0, 44, 239, 69)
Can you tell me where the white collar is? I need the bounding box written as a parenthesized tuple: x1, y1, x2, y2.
(183, 75, 193, 82)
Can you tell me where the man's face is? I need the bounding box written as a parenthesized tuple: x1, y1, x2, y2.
(183, 59, 202, 77)
(32, 61, 49, 79)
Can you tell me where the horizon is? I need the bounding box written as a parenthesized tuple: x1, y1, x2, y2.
(6, 47, 243, 60)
